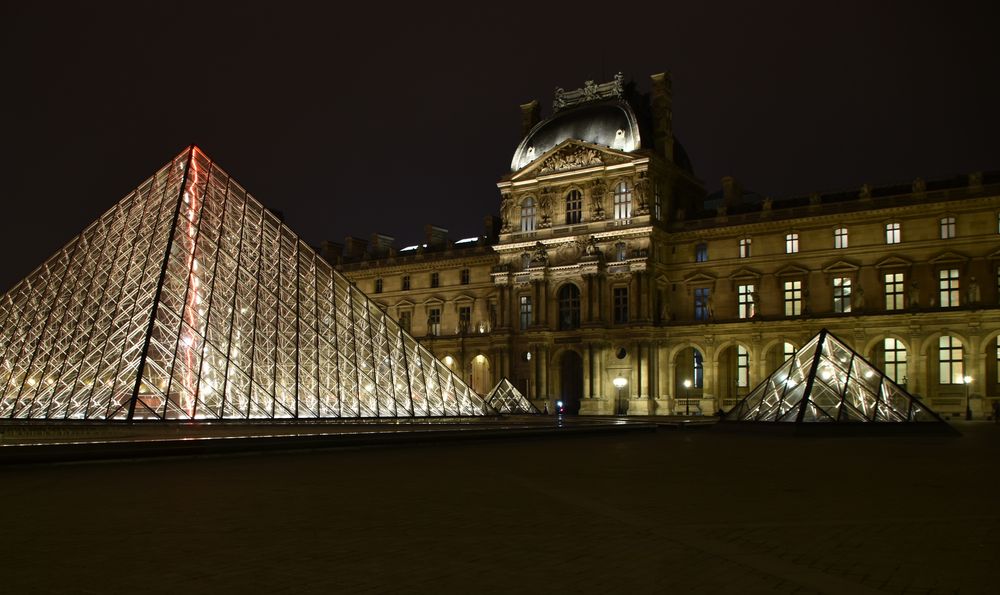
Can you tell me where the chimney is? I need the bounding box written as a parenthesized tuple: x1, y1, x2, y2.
(343, 236, 368, 260)
(369, 233, 395, 258)
(722, 176, 743, 207)
(520, 100, 540, 136)
(483, 215, 501, 243)
(650, 72, 674, 162)
(424, 224, 449, 248)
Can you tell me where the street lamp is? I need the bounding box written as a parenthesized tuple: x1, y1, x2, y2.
(683, 379, 692, 416)
(963, 375, 973, 420)
(613, 376, 628, 416)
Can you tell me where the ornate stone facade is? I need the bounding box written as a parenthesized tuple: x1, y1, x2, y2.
(336, 73, 1000, 420)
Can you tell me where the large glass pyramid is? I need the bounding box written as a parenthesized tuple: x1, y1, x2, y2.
(484, 377, 539, 414)
(0, 147, 492, 421)
(726, 329, 945, 423)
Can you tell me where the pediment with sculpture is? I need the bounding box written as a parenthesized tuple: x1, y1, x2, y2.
(511, 140, 634, 180)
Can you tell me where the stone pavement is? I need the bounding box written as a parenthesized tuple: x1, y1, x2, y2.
(0, 421, 997, 594)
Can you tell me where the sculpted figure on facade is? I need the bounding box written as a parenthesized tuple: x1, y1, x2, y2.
(499, 192, 514, 233)
(634, 175, 651, 216)
(589, 180, 607, 220)
(539, 147, 603, 174)
(852, 286, 865, 311)
(909, 281, 920, 308)
(531, 241, 548, 266)
(968, 276, 981, 305)
(538, 188, 554, 228)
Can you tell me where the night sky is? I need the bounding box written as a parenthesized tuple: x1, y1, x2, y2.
(2, 2, 998, 292)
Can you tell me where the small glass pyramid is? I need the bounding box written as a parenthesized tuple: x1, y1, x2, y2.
(484, 377, 539, 414)
(0, 147, 492, 421)
(726, 329, 946, 423)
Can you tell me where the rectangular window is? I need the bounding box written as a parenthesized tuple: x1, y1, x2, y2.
(940, 216, 956, 239)
(566, 190, 583, 225)
(884, 272, 904, 311)
(939, 269, 960, 307)
(783, 342, 796, 361)
(458, 306, 471, 333)
(737, 284, 755, 319)
(695, 243, 708, 262)
(430, 272, 439, 288)
(938, 335, 963, 384)
(428, 308, 441, 336)
(785, 233, 799, 254)
(886, 222, 901, 244)
(374, 278, 383, 294)
(833, 277, 852, 313)
(613, 287, 629, 324)
(460, 268, 470, 285)
(399, 311, 411, 333)
(613, 182, 632, 220)
(834, 227, 848, 249)
(784, 280, 802, 316)
(401, 275, 410, 291)
(519, 295, 532, 330)
(694, 287, 710, 321)
(654, 183, 662, 221)
(884, 338, 907, 385)
(737, 345, 750, 388)
(738, 237, 751, 258)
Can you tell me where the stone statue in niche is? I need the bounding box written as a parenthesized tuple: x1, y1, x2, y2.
(634, 176, 650, 215)
(751, 290, 761, 317)
(660, 298, 672, 323)
(584, 236, 600, 256)
(589, 180, 607, 220)
(909, 281, 920, 308)
(538, 190, 554, 228)
(531, 241, 548, 266)
(967, 276, 981, 305)
(499, 193, 513, 233)
(851, 286, 865, 311)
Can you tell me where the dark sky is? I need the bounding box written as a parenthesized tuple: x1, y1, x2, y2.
(2, 1, 998, 292)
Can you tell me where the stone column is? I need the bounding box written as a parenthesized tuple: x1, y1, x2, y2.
(583, 342, 592, 398)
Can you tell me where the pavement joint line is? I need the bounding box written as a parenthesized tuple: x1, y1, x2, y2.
(501, 471, 889, 595)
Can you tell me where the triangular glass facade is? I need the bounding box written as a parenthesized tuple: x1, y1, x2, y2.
(726, 329, 945, 423)
(484, 377, 538, 414)
(0, 147, 492, 421)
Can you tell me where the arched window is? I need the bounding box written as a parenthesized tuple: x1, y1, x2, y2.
(613, 181, 632, 220)
(520, 197, 536, 232)
(557, 284, 581, 330)
(939, 335, 964, 384)
(565, 190, 583, 225)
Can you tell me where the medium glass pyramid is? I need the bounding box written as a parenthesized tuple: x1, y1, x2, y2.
(484, 377, 539, 414)
(0, 147, 493, 421)
(726, 329, 946, 423)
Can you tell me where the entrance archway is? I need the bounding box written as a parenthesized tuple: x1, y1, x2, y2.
(559, 350, 583, 414)
(470, 354, 491, 395)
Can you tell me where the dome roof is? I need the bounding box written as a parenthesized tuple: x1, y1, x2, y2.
(510, 101, 641, 172)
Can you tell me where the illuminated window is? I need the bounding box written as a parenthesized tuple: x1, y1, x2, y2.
(520, 197, 536, 232)
(613, 287, 629, 324)
(833, 277, 852, 313)
(886, 222, 901, 244)
(565, 190, 583, 225)
(428, 308, 441, 336)
(884, 338, 907, 384)
(737, 345, 750, 388)
(884, 272, 904, 311)
(653, 183, 662, 221)
(738, 237, 751, 258)
(783, 342, 796, 361)
(938, 335, 963, 384)
(519, 296, 532, 330)
(558, 284, 581, 330)
(785, 233, 799, 254)
(401, 275, 410, 291)
(694, 287, 710, 321)
(940, 216, 956, 239)
(939, 269, 960, 307)
(460, 268, 470, 285)
(693, 351, 704, 388)
(695, 243, 708, 262)
(784, 280, 802, 316)
(374, 278, 383, 294)
(737, 284, 755, 319)
(613, 181, 632, 220)
(430, 272, 439, 288)
(834, 227, 848, 249)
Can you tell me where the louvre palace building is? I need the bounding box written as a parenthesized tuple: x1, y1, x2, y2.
(332, 72, 1000, 419)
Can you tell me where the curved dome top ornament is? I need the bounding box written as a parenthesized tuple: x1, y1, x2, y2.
(510, 72, 641, 172)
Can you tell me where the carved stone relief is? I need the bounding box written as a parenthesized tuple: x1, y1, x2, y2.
(539, 147, 604, 174)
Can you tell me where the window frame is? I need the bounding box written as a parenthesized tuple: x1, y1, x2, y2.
(884, 272, 904, 311)
(694, 287, 710, 321)
(460, 268, 470, 285)
(833, 277, 852, 313)
(430, 272, 440, 288)
(834, 227, 848, 249)
(613, 286, 629, 325)
(784, 280, 802, 316)
(885, 222, 901, 244)
(785, 232, 800, 254)
(938, 335, 964, 384)
(938, 268, 960, 308)
(520, 197, 536, 232)
(613, 181, 633, 221)
(737, 284, 755, 319)
(565, 189, 583, 225)
(519, 295, 532, 331)
(738, 237, 751, 259)
(940, 216, 956, 240)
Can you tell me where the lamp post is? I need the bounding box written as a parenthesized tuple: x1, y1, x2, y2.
(683, 379, 692, 416)
(963, 375, 973, 420)
(613, 376, 628, 416)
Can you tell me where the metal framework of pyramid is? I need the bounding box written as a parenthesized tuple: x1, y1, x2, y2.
(0, 147, 492, 421)
(484, 377, 539, 414)
(726, 329, 946, 423)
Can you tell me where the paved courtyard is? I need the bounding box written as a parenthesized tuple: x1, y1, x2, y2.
(1, 422, 997, 594)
